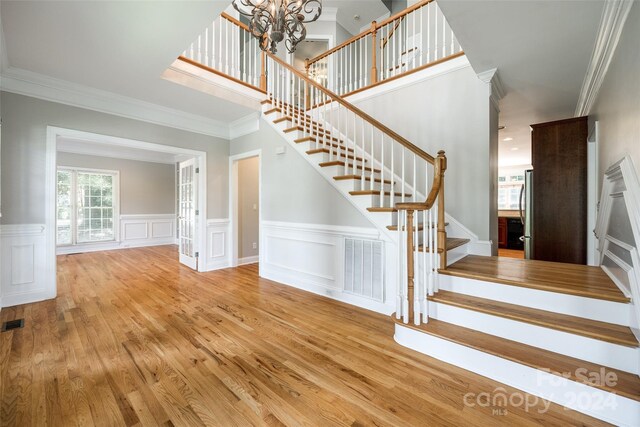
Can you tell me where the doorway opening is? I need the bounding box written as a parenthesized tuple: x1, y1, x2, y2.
(46, 127, 208, 297)
(229, 150, 261, 268)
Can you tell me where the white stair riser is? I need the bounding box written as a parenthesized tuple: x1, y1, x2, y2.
(307, 151, 367, 164)
(439, 275, 631, 326)
(428, 301, 640, 374)
(395, 324, 640, 427)
(352, 193, 414, 208)
(334, 179, 393, 194)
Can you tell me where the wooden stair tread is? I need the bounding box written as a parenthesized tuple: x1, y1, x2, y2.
(416, 238, 469, 253)
(393, 317, 640, 402)
(350, 190, 409, 197)
(296, 137, 354, 152)
(319, 161, 381, 173)
(260, 99, 273, 105)
(273, 116, 323, 128)
(285, 126, 341, 142)
(431, 290, 638, 347)
(307, 148, 366, 162)
(367, 207, 396, 213)
(334, 175, 392, 184)
(387, 222, 449, 231)
(441, 255, 629, 303)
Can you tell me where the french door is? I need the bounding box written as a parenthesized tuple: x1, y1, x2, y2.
(178, 159, 198, 270)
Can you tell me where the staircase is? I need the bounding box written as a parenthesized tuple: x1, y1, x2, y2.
(179, 7, 640, 425)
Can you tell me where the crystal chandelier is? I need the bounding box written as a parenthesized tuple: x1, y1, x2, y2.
(232, 0, 322, 54)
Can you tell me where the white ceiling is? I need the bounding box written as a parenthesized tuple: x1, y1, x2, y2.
(1, 1, 257, 124)
(325, 0, 391, 35)
(0, 0, 390, 129)
(439, 0, 605, 167)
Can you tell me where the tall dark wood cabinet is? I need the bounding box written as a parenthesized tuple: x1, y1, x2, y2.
(531, 116, 588, 264)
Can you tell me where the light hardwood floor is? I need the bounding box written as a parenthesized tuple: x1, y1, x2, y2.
(0, 246, 608, 426)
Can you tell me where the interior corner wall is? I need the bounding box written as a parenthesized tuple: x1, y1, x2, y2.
(348, 64, 493, 240)
(57, 153, 176, 215)
(0, 91, 230, 224)
(237, 156, 259, 259)
(230, 118, 373, 229)
(590, 2, 640, 178)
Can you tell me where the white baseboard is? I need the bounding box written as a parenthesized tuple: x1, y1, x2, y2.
(238, 255, 259, 265)
(395, 324, 639, 427)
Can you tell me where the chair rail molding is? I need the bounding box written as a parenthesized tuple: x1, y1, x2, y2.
(575, 0, 635, 117)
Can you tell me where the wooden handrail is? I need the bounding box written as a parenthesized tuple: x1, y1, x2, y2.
(267, 52, 435, 165)
(307, 0, 433, 66)
(177, 56, 266, 93)
(376, 0, 433, 29)
(397, 151, 445, 211)
(307, 30, 372, 65)
(381, 16, 405, 49)
(220, 12, 249, 31)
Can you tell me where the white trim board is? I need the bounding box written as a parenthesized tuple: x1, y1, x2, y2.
(229, 150, 262, 269)
(43, 127, 209, 307)
(1, 66, 231, 138)
(575, 0, 635, 117)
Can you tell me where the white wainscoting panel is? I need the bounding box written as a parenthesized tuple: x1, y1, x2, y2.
(206, 219, 231, 271)
(1, 224, 55, 307)
(261, 221, 394, 314)
(56, 214, 177, 255)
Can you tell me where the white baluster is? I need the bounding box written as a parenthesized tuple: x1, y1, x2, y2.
(413, 154, 416, 202)
(390, 139, 395, 206)
(189, 42, 194, 60)
(396, 209, 403, 320)
(422, 209, 428, 323)
(360, 118, 365, 189)
(364, 36, 368, 87)
(197, 35, 202, 63)
(419, 5, 424, 66)
(204, 28, 209, 67)
(401, 149, 405, 203)
(370, 125, 375, 193)
(414, 210, 420, 325)
(442, 11, 446, 59)
(412, 10, 417, 70)
(380, 133, 385, 206)
(402, 211, 409, 324)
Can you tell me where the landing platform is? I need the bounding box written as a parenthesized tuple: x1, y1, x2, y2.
(440, 255, 628, 302)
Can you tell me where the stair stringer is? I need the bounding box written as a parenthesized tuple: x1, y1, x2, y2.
(310, 101, 490, 258)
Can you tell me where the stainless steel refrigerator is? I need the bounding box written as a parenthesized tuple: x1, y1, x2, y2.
(519, 169, 533, 259)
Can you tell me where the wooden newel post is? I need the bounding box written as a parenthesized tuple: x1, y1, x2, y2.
(406, 209, 415, 323)
(260, 35, 267, 91)
(370, 21, 378, 84)
(304, 58, 311, 110)
(260, 51, 267, 91)
(437, 150, 447, 270)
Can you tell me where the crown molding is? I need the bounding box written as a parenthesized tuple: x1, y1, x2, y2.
(0, 66, 232, 139)
(229, 112, 260, 140)
(477, 67, 505, 111)
(575, 0, 634, 117)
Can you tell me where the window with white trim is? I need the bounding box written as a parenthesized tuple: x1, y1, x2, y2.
(57, 168, 119, 246)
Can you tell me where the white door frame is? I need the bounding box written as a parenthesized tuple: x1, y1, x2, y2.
(229, 149, 262, 269)
(45, 126, 209, 296)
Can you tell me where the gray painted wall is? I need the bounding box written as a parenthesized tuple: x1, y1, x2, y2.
(57, 152, 176, 215)
(348, 64, 495, 242)
(591, 3, 640, 179)
(230, 119, 373, 228)
(0, 92, 229, 224)
(237, 156, 259, 258)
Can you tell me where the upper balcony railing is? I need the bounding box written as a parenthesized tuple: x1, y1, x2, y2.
(306, 0, 463, 97)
